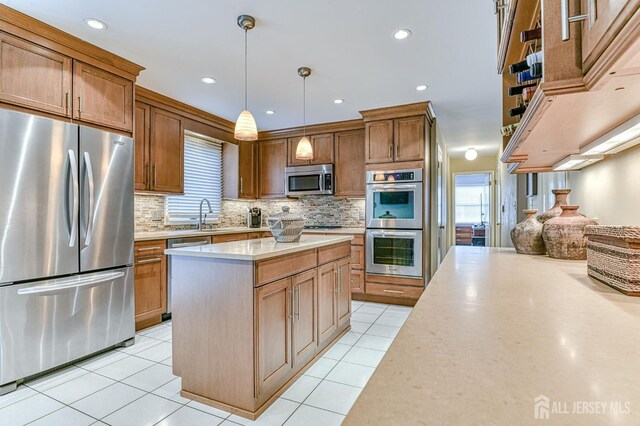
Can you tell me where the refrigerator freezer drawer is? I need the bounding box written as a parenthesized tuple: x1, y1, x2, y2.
(0, 267, 134, 387)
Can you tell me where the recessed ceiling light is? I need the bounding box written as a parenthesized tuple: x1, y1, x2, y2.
(84, 18, 107, 30)
(393, 29, 411, 40)
(265, 110, 275, 115)
(201, 77, 216, 84)
(416, 84, 428, 91)
(334, 99, 344, 104)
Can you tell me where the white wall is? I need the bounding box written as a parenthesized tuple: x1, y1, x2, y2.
(568, 144, 640, 225)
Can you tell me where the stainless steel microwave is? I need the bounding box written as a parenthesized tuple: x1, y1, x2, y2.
(285, 164, 333, 196)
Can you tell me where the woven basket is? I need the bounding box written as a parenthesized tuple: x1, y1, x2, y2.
(266, 206, 304, 243)
(585, 225, 640, 296)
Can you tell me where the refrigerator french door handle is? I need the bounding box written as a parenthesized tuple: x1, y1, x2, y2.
(68, 150, 79, 248)
(83, 152, 95, 246)
(17, 271, 125, 296)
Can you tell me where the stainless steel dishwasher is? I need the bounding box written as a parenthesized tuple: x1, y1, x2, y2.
(166, 236, 211, 318)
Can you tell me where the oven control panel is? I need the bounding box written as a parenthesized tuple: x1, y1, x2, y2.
(366, 168, 422, 184)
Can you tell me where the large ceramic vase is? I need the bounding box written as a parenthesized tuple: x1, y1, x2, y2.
(542, 205, 598, 260)
(537, 189, 571, 223)
(511, 209, 546, 255)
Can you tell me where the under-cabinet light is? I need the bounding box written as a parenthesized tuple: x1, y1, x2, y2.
(553, 155, 604, 171)
(580, 114, 640, 155)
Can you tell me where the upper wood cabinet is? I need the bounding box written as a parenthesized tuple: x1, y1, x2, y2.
(394, 116, 425, 162)
(334, 129, 365, 197)
(259, 139, 286, 198)
(223, 140, 258, 199)
(134, 102, 151, 191)
(0, 32, 72, 117)
(287, 133, 334, 166)
(365, 120, 394, 163)
(149, 107, 184, 194)
(72, 61, 133, 132)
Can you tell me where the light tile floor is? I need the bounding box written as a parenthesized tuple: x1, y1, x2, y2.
(0, 301, 411, 426)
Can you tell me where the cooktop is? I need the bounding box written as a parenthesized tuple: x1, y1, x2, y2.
(304, 225, 343, 229)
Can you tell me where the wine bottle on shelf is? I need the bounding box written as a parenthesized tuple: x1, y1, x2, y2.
(526, 51, 543, 66)
(508, 83, 538, 96)
(520, 27, 542, 43)
(517, 69, 540, 84)
(508, 82, 537, 96)
(509, 105, 527, 117)
(509, 59, 529, 74)
(530, 62, 542, 78)
(522, 86, 537, 102)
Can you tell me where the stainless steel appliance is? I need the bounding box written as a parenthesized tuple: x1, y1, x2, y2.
(247, 207, 263, 228)
(366, 168, 423, 229)
(167, 236, 211, 315)
(366, 230, 423, 278)
(285, 164, 333, 196)
(0, 109, 135, 394)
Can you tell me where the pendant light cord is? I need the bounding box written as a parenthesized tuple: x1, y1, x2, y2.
(302, 76, 306, 137)
(244, 29, 248, 110)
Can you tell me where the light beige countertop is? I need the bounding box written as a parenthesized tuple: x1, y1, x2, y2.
(165, 234, 353, 261)
(134, 227, 364, 241)
(345, 247, 640, 425)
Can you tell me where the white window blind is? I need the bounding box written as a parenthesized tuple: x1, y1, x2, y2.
(166, 133, 222, 223)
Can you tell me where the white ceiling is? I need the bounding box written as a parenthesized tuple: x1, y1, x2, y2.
(2, 0, 502, 157)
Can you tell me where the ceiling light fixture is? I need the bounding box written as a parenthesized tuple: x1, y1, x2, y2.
(416, 84, 428, 91)
(393, 29, 411, 40)
(265, 110, 276, 115)
(234, 15, 258, 141)
(579, 113, 640, 156)
(296, 67, 313, 161)
(334, 99, 344, 104)
(201, 77, 216, 84)
(553, 154, 604, 171)
(465, 148, 478, 161)
(84, 18, 107, 30)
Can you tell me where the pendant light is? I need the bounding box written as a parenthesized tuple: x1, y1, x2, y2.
(234, 15, 258, 141)
(296, 67, 313, 160)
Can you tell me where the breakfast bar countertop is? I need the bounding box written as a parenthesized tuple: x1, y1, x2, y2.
(344, 247, 640, 425)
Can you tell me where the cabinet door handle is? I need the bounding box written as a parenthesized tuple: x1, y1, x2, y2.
(383, 289, 404, 294)
(137, 246, 161, 252)
(65, 92, 70, 116)
(561, 0, 590, 41)
(77, 95, 82, 116)
(395, 144, 399, 159)
(136, 257, 162, 264)
(153, 163, 157, 187)
(146, 163, 150, 187)
(387, 145, 392, 159)
(334, 270, 339, 293)
(240, 177, 244, 195)
(289, 289, 295, 321)
(295, 285, 300, 320)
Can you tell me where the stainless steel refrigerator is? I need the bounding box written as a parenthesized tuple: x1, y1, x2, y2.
(0, 109, 135, 394)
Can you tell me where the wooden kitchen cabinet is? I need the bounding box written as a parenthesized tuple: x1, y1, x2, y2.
(291, 269, 317, 368)
(223, 140, 258, 199)
(336, 257, 351, 327)
(365, 119, 394, 163)
(334, 129, 365, 197)
(149, 107, 184, 193)
(394, 116, 425, 162)
(134, 240, 167, 330)
(258, 139, 286, 198)
(350, 268, 365, 294)
(212, 233, 248, 243)
(317, 262, 338, 346)
(72, 60, 133, 132)
(255, 278, 292, 397)
(287, 133, 334, 166)
(134, 102, 151, 191)
(0, 32, 72, 117)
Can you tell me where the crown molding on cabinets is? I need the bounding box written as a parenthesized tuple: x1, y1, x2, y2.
(0, 4, 144, 80)
(359, 101, 434, 124)
(258, 118, 364, 141)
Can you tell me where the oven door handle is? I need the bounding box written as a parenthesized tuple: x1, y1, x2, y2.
(369, 231, 418, 238)
(370, 184, 418, 190)
(319, 173, 325, 193)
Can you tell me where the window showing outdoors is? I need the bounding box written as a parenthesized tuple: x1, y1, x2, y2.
(166, 132, 222, 224)
(454, 173, 490, 225)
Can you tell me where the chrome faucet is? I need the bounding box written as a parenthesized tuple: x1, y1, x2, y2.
(198, 198, 213, 230)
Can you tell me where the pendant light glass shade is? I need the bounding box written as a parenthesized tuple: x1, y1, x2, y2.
(296, 136, 313, 160)
(234, 109, 258, 141)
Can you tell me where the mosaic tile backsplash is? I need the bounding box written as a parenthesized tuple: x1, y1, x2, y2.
(134, 194, 365, 232)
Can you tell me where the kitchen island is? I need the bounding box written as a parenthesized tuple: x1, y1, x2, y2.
(165, 235, 353, 420)
(345, 247, 640, 425)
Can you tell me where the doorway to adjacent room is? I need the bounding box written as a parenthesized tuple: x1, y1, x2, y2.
(453, 172, 493, 247)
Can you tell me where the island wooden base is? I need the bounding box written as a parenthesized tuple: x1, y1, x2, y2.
(181, 325, 351, 421)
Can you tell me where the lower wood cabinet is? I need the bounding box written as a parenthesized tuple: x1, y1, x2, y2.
(212, 233, 248, 244)
(133, 240, 167, 330)
(292, 269, 318, 366)
(317, 262, 338, 346)
(336, 257, 352, 327)
(350, 269, 365, 294)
